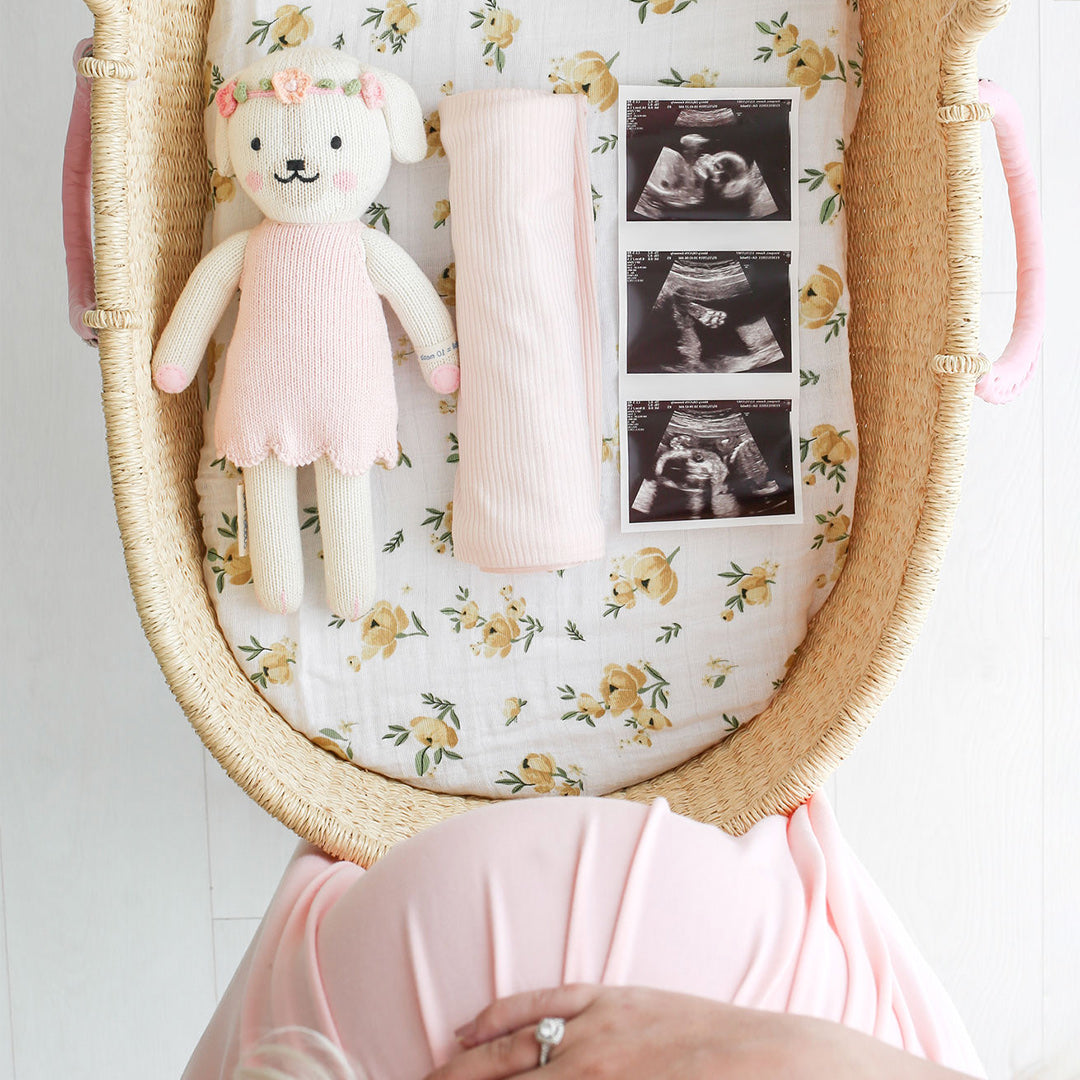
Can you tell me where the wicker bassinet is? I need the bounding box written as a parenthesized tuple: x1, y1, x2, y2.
(79, 0, 1008, 864)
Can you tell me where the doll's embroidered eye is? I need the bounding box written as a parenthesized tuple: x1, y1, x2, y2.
(331, 135, 342, 150)
(250, 137, 261, 151)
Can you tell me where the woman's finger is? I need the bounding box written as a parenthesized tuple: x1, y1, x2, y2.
(456, 984, 601, 1049)
(426, 1021, 570, 1080)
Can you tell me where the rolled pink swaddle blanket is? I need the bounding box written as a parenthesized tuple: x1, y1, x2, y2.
(440, 90, 604, 573)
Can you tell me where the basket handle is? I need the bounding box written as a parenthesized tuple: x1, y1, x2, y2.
(975, 79, 1045, 404)
(63, 38, 98, 346)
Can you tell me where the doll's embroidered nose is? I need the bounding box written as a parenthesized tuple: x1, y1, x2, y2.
(274, 159, 320, 184)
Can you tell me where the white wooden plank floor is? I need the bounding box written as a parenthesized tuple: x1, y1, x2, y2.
(2, 1, 1077, 1077)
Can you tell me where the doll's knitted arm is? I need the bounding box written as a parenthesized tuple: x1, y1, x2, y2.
(361, 228, 460, 394)
(151, 229, 250, 393)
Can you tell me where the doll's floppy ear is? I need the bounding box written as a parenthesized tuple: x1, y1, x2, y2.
(365, 66, 426, 164)
(214, 111, 234, 178)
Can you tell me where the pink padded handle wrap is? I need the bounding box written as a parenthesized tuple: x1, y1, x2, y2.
(976, 79, 1045, 404)
(63, 38, 97, 346)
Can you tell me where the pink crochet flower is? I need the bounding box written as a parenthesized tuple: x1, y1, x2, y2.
(216, 80, 238, 119)
(271, 68, 313, 105)
(360, 72, 385, 110)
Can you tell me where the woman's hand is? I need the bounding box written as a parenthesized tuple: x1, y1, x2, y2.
(425, 985, 979, 1080)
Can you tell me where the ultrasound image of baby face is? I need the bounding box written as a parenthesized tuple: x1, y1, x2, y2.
(657, 437, 728, 489)
(701, 153, 756, 201)
(634, 133, 779, 220)
(650, 437, 730, 517)
(679, 137, 758, 206)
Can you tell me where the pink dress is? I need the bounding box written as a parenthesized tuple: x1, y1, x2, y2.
(215, 220, 398, 476)
(182, 794, 986, 1080)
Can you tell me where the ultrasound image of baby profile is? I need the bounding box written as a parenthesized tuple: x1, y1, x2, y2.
(635, 137, 778, 221)
(626, 100, 792, 222)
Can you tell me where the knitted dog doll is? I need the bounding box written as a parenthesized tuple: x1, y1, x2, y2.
(152, 48, 458, 619)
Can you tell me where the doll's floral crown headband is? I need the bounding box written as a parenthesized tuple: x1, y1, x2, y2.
(216, 68, 385, 118)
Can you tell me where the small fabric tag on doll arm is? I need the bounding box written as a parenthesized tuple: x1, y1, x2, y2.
(418, 338, 459, 373)
(418, 338, 460, 393)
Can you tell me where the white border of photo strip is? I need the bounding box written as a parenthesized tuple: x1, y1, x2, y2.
(617, 85, 802, 532)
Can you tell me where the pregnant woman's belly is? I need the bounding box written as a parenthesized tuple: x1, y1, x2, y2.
(183, 795, 986, 1080)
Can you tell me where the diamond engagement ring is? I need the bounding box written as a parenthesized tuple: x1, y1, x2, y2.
(534, 1017, 566, 1067)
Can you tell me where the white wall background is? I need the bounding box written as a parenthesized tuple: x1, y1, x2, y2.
(1, 1, 1077, 1077)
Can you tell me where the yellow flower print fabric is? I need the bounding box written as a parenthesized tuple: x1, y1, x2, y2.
(197, 0, 860, 797)
(605, 547, 680, 618)
(549, 52, 620, 111)
(247, 5, 315, 52)
(470, 1, 521, 73)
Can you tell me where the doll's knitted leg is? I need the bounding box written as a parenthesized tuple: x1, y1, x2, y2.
(245, 455, 304, 615)
(314, 457, 376, 621)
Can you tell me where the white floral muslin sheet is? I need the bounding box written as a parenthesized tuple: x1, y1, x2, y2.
(196, 0, 862, 798)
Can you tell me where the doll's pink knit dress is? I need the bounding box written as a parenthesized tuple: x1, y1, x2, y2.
(215, 219, 398, 475)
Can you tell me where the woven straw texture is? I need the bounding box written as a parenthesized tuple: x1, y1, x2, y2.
(83, 0, 1007, 865)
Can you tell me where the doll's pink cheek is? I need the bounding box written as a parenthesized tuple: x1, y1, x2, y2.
(334, 170, 358, 192)
(245, 170, 263, 193)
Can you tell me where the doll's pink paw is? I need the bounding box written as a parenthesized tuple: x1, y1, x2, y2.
(429, 364, 460, 394)
(154, 365, 188, 393)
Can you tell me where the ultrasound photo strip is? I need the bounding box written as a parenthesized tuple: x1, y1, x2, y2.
(617, 88, 800, 532)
